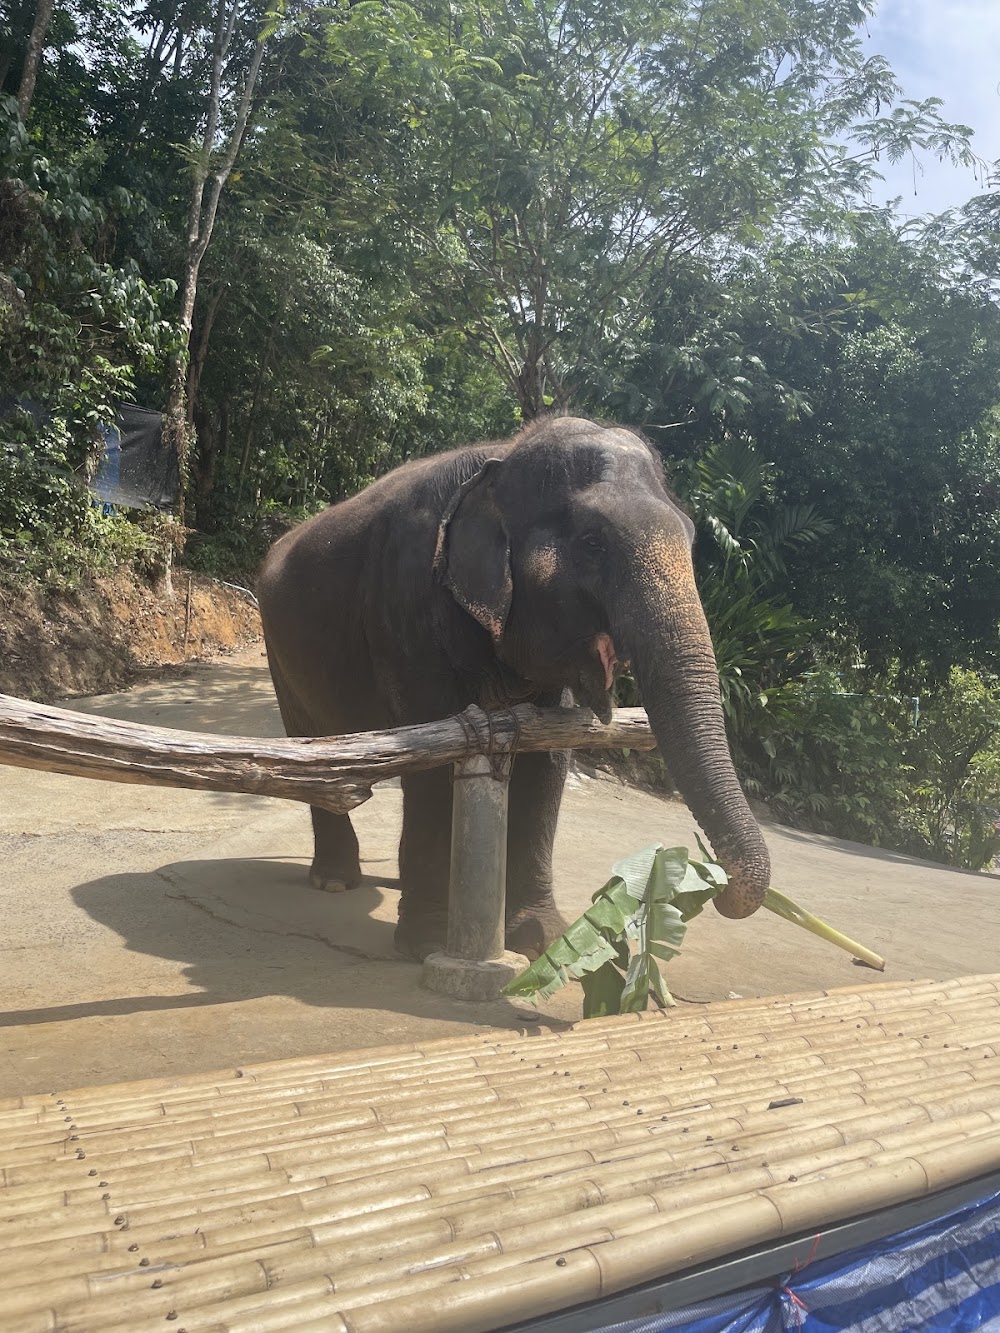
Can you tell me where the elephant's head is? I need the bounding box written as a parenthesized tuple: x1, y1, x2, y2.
(436, 416, 770, 918)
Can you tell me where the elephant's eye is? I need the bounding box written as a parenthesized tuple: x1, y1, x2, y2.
(579, 532, 605, 555)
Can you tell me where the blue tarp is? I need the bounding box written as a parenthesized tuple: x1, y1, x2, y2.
(92, 403, 178, 510)
(2, 396, 177, 511)
(595, 1189, 1000, 1332)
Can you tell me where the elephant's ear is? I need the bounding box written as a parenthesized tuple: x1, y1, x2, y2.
(434, 459, 512, 643)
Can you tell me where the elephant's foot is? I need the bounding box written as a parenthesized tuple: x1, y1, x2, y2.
(394, 911, 448, 962)
(395, 902, 566, 965)
(308, 861, 362, 894)
(505, 901, 568, 962)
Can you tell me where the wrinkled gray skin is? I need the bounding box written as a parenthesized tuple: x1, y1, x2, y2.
(258, 417, 770, 961)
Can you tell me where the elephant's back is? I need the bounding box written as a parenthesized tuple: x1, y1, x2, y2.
(256, 442, 505, 688)
(259, 443, 504, 603)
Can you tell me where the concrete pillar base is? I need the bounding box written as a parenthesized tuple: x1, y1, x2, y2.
(422, 950, 530, 1002)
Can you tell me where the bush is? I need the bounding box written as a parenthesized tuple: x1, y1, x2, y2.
(0, 479, 176, 587)
(734, 667, 1000, 871)
(181, 507, 306, 586)
(900, 669, 1000, 871)
(0, 96, 178, 582)
(736, 670, 912, 846)
(676, 438, 829, 739)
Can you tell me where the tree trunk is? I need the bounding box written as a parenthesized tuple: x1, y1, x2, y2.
(192, 405, 219, 529)
(235, 327, 276, 510)
(119, 0, 181, 160)
(16, 0, 55, 121)
(187, 283, 225, 427)
(187, 283, 227, 527)
(163, 3, 269, 513)
(515, 364, 541, 420)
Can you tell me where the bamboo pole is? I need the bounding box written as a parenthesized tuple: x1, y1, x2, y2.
(6, 1040, 999, 1195)
(31, 1004, 990, 1132)
(23, 976, 989, 1113)
(5, 1012, 997, 1177)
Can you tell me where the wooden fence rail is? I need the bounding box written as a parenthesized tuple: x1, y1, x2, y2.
(0, 694, 656, 811)
(0, 694, 660, 999)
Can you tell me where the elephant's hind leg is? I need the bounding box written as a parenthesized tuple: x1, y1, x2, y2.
(394, 769, 452, 960)
(266, 648, 363, 892)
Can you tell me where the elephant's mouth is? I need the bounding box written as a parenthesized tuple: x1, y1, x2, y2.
(574, 632, 621, 723)
(594, 632, 619, 691)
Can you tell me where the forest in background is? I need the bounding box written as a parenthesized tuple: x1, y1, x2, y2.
(3, 0, 1000, 868)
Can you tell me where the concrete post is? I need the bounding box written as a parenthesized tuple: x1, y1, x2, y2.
(422, 753, 529, 1001)
(446, 753, 507, 960)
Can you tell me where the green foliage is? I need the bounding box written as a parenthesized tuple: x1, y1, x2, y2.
(5, 0, 1000, 893)
(503, 845, 726, 1014)
(307, 0, 975, 417)
(181, 528, 275, 588)
(191, 230, 431, 522)
(505, 843, 884, 1014)
(738, 669, 912, 844)
(678, 438, 829, 736)
(0, 92, 178, 580)
(726, 221, 1000, 679)
(187, 220, 516, 530)
(900, 669, 1000, 871)
(736, 666, 1000, 872)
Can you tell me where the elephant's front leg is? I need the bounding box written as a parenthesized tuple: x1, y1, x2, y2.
(505, 749, 570, 960)
(394, 768, 453, 960)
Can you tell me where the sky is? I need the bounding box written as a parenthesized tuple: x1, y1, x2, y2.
(860, 0, 1000, 217)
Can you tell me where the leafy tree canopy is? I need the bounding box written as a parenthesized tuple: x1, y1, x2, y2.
(3, 0, 1000, 865)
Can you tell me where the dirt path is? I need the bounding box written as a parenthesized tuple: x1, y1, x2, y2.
(1, 647, 997, 1096)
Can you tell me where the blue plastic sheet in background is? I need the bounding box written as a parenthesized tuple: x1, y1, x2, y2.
(2, 396, 176, 512)
(93, 404, 177, 510)
(594, 1189, 1000, 1332)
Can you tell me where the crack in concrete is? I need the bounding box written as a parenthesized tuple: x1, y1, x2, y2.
(161, 883, 402, 963)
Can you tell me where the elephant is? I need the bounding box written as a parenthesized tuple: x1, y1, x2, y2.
(257, 415, 770, 961)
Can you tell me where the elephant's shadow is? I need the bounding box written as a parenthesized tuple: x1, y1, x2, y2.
(0, 849, 571, 1043)
(57, 853, 459, 1022)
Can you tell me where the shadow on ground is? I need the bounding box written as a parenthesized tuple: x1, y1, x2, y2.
(73, 661, 283, 737)
(0, 854, 567, 1035)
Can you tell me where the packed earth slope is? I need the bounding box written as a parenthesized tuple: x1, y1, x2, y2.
(0, 570, 260, 701)
(0, 646, 997, 1096)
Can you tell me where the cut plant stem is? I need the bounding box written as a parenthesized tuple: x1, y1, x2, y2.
(764, 888, 885, 971)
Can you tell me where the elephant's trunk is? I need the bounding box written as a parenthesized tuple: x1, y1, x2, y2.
(616, 529, 770, 918)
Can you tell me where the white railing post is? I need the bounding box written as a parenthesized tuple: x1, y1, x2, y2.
(422, 749, 529, 1001)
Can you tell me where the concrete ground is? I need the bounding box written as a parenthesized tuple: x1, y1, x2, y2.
(1, 646, 997, 1097)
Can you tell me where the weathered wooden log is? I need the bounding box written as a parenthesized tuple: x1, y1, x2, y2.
(0, 694, 656, 814)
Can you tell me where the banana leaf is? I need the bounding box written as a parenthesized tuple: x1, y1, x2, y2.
(501, 875, 640, 1000)
(503, 844, 726, 1011)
